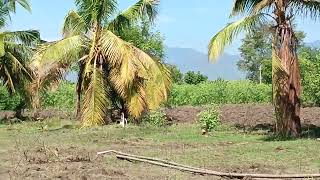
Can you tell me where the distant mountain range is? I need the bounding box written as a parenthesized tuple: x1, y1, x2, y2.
(67, 40, 320, 82)
(165, 47, 244, 80)
(306, 40, 320, 48)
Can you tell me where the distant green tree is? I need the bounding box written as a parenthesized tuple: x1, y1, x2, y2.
(118, 21, 165, 60)
(237, 26, 272, 82)
(261, 59, 272, 84)
(165, 64, 183, 84)
(238, 26, 305, 83)
(184, 71, 208, 85)
(299, 47, 320, 106)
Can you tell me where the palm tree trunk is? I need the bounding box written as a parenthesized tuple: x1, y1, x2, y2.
(272, 24, 301, 137)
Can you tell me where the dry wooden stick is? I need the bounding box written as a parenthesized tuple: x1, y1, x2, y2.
(97, 150, 203, 171)
(97, 150, 320, 179)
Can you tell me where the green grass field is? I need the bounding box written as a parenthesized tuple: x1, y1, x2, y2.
(0, 119, 319, 179)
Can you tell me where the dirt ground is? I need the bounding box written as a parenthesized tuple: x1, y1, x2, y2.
(165, 104, 320, 128)
(1, 104, 320, 179)
(2, 104, 320, 129)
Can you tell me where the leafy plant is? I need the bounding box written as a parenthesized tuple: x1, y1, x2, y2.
(197, 104, 221, 132)
(41, 82, 76, 110)
(141, 110, 166, 127)
(167, 80, 272, 107)
(184, 71, 208, 85)
(0, 85, 22, 110)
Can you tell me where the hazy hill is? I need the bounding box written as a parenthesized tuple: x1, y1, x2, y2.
(306, 40, 320, 48)
(66, 47, 245, 82)
(165, 47, 244, 80)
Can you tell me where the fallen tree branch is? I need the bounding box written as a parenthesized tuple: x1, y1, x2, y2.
(97, 150, 202, 171)
(97, 150, 320, 179)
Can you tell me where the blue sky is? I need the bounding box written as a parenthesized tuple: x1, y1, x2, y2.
(8, 0, 320, 54)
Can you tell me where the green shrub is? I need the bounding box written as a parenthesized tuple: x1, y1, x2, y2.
(41, 82, 76, 110)
(197, 104, 221, 132)
(167, 80, 272, 107)
(0, 85, 22, 110)
(184, 71, 208, 85)
(141, 110, 166, 127)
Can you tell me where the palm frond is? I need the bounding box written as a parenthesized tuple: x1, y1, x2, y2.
(100, 29, 171, 118)
(2, 64, 15, 93)
(6, 51, 32, 79)
(75, 0, 117, 25)
(0, 4, 10, 27)
(81, 63, 109, 127)
(290, 0, 320, 20)
(0, 51, 32, 94)
(3, 30, 40, 46)
(63, 10, 87, 38)
(6, 0, 31, 13)
(0, 33, 5, 57)
(33, 35, 85, 66)
(231, 0, 265, 16)
(208, 13, 267, 61)
(252, 0, 274, 14)
(107, 0, 159, 32)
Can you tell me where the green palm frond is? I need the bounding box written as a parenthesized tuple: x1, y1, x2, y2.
(231, 0, 265, 16)
(0, 33, 5, 57)
(0, 51, 32, 94)
(290, 0, 320, 20)
(63, 10, 87, 38)
(75, 0, 117, 25)
(0, 0, 31, 28)
(6, 51, 32, 78)
(1, 64, 15, 93)
(33, 35, 85, 66)
(6, 0, 31, 13)
(208, 13, 267, 61)
(252, 0, 273, 14)
(0, 37, 34, 94)
(0, 5, 10, 28)
(3, 30, 40, 46)
(108, 0, 159, 32)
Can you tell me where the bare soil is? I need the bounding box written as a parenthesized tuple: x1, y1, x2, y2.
(2, 104, 320, 129)
(165, 104, 320, 128)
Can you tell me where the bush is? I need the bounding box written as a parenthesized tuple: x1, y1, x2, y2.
(197, 104, 221, 132)
(184, 71, 208, 85)
(141, 110, 166, 127)
(41, 82, 76, 110)
(0, 86, 22, 110)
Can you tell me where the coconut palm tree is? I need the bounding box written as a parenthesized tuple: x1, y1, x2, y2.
(0, 0, 40, 104)
(208, 0, 320, 137)
(31, 0, 171, 127)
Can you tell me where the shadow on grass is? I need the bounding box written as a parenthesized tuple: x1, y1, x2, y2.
(261, 124, 320, 141)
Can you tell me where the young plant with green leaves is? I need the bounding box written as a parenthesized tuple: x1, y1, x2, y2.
(0, 0, 40, 105)
(208, 0, 320, 137)
(31, 0, 171, 127)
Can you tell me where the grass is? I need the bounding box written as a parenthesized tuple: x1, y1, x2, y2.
(0, 119, 319, 179)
